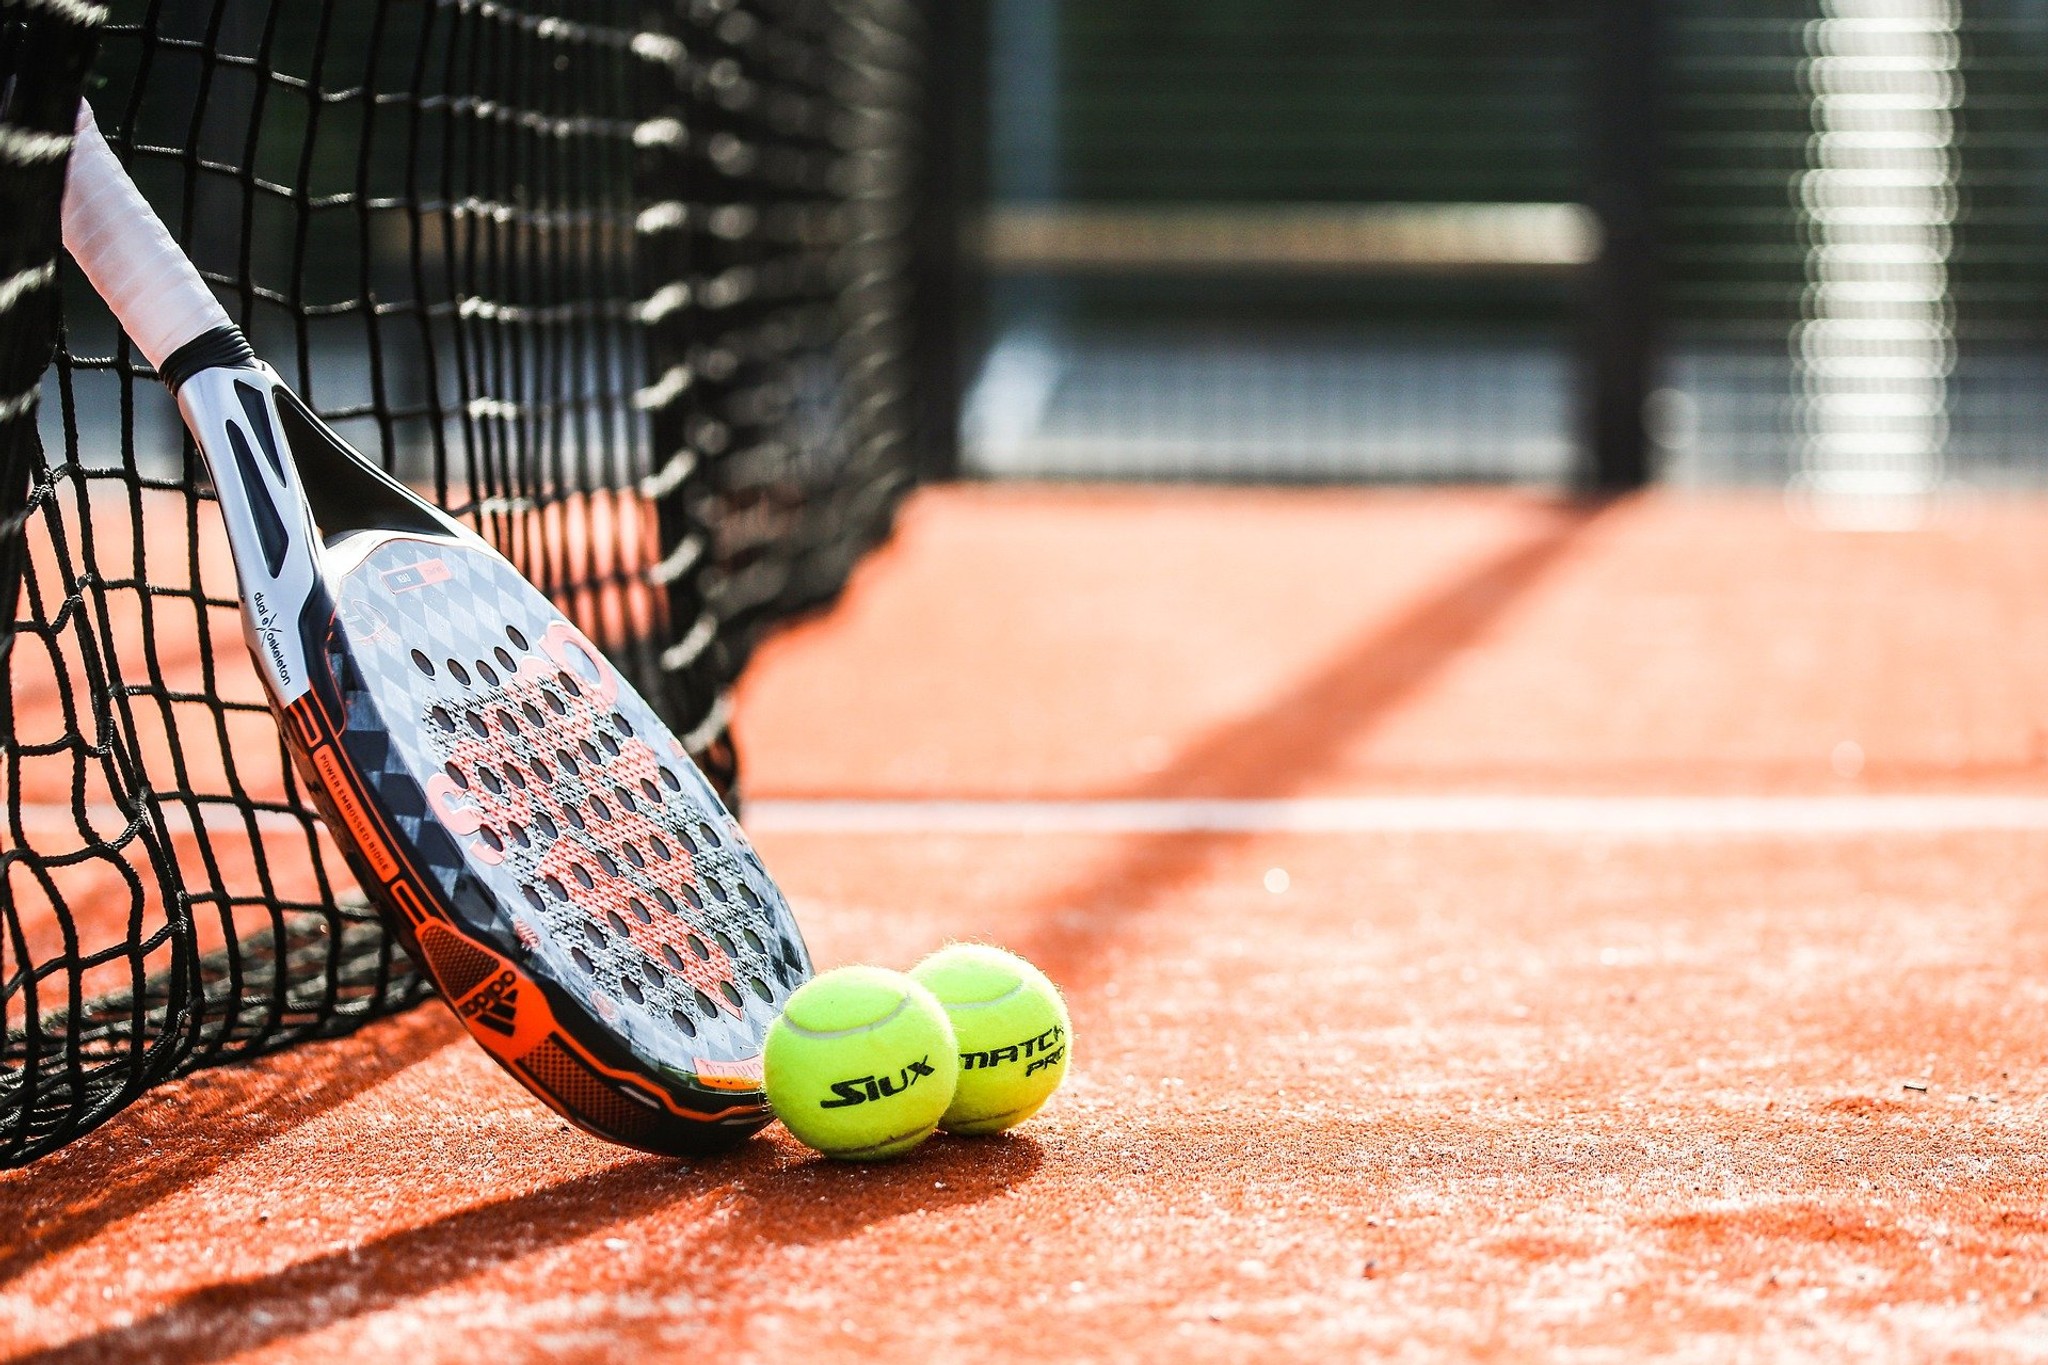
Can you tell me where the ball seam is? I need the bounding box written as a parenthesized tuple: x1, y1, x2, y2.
(928, 981, 1028, 1011)
(776, 992, 914, 1041)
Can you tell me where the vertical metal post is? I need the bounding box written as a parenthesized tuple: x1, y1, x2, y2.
(910, 0, 987, 483)
(1792, 0, 1958, 528)
(1580, 0, 1663, 490)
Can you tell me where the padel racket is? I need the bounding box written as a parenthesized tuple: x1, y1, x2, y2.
(59, 103, 811, 1155)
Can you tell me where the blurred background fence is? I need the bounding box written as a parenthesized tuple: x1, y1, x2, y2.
(923, 0, 2048, 496)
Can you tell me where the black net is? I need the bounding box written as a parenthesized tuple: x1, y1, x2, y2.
(0, 0, 924, 1165)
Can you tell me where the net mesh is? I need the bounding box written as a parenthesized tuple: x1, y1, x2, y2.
(0, 0, 923, 1165)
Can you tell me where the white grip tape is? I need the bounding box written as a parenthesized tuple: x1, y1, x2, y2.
(59, 103, 234, 371)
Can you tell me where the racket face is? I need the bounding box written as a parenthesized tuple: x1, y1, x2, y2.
(295, 531, 811, 1152)
(63, 104, 808, 1152)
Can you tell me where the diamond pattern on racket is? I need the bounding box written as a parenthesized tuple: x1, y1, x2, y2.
(323, 536, 810, 1083)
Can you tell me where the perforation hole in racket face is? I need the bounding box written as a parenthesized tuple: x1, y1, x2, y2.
(328, 538, 810, 1076)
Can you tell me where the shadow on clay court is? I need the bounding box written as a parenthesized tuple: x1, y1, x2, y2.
(735, 1131, 1045, 1246)
(8, 490, 1597, 1359)
(12, 1133, 1042, 1364)
(1008, 496, 1618, 994)
(0, 1010, 461, 1289)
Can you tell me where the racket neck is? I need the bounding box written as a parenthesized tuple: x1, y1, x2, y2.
(174, 360, 325, 707)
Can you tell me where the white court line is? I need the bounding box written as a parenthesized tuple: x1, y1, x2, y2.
(742, 796, 2048, 837)
(17, 796, 2048, 844)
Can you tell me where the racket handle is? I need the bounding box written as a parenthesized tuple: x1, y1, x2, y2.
(60, 102, 240, 376)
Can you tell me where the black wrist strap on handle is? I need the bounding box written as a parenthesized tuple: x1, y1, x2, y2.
(159, 324, 256, 393)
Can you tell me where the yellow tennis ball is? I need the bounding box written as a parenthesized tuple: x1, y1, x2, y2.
(910, 944, 1070, 1135)
(763, 965, 960, 1160)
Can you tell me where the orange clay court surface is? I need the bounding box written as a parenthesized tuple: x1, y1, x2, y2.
(10, 486, 2048, 1362)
